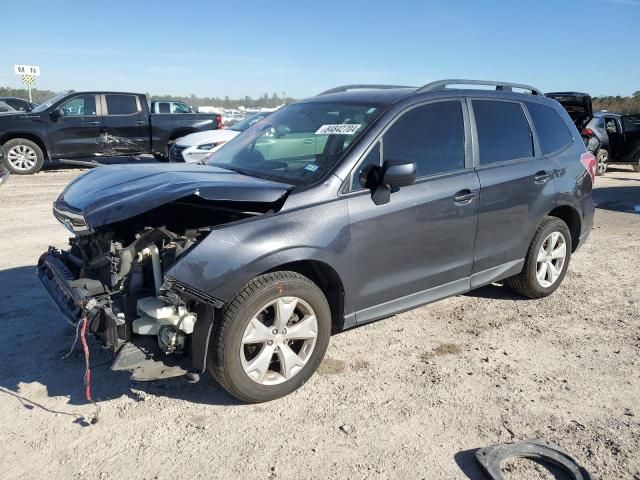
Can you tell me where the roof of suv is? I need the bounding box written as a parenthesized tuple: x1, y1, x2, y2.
(306, 79, 547, 106)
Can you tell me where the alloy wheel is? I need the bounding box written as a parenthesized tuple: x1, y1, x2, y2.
(535, 231, 567, 288)
(597, 151, 608, 175)
(7, 145, 38, 171)
(240, 296, 318, 385)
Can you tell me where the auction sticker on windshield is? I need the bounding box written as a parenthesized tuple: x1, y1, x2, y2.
(315, 124, 361, 135)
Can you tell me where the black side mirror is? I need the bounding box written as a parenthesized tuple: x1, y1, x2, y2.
(371, 160, 416, 205)
(50, 109, 64, 121)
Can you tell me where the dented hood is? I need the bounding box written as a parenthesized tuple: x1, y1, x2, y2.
(54, 163, 292, 229)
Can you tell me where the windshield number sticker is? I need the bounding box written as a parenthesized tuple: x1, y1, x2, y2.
(304, 164, 319, 172)
(315, 124, 361, 135)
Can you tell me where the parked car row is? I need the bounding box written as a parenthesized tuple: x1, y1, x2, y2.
(39, 79, 595, 402)
(0, 91, 223, 174)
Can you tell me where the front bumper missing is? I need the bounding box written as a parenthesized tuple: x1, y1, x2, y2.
(37, 247, 89, 326)
(37, 247, 211, 377)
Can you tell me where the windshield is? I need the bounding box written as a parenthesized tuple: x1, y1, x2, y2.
(230, 112, 271, 132)
(31, 92, 70, 112)
(206, 101, 384, 185)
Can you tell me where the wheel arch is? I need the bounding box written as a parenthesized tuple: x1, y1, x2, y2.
(547, 205, 581, 252)
(263, 260, 346, 333)
(1, 133, 49, 160)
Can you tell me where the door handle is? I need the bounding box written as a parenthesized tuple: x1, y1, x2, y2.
(454, 189, 477, 204)
(303, 139, 314, 144)
(136, 120, 146, 125)
(534, 170, 553, 183)
(87, 121, 100, 126)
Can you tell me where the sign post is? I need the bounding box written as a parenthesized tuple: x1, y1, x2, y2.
(13, 65, 41, 102)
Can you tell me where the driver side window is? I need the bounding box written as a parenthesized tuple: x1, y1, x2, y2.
(60, 95, 97, 116)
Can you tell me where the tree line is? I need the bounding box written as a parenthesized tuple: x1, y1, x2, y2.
(2, 86, 639, 113)
(0, 86, 295, 109)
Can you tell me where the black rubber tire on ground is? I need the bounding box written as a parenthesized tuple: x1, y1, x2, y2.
(505, 216, 572, 299)
(2, 138, 45, 175)
(208, 271, 331, 403)
(595, 149, 608, 176)
(633, 155, 640, 173)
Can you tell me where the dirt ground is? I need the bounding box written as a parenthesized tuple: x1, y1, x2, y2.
(0, 164, 638, 480)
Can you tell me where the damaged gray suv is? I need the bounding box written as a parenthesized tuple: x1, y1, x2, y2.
(39, 80, 596, 402)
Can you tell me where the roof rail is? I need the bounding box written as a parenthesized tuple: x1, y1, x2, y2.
(416, 79, 543, 96)
(317, 84, 415, 96)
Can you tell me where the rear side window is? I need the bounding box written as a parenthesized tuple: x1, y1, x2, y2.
(473, 100, 533, 164)
(526, 102, 573, 154)
(105, 95, 139, 115)
(383, 101, 465, 178)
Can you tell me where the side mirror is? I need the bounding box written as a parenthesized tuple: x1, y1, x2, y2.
(50, 109, 64, 121)
(383, 161, 416, 188)
(371, 160, 416, 205)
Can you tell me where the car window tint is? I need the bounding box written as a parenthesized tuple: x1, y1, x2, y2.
(526, 102, 573, 154)
(352, 143, 381, 191)
(383, 101, 465, 178)
(622, 115, 640, 133)
(106, 95, 138, 115)
(158, 103, 170, 113)
(173, 103, 191, 113)
(473, 100, 533, 164)
(60, 95, 97, 116)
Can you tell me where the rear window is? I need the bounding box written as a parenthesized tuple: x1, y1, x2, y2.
(105, 95, 139, 115)
(473, 100, 533, 164)
(526, 102, 573, 154)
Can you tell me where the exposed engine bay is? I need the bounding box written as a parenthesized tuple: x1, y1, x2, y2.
(38, 194, 282, 375)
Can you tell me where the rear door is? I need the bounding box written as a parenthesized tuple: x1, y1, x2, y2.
(470, 98, 556, 285)
(347, 99, 480, 321)
(47, 93, 102, 158)
(99, 94, 148, 155)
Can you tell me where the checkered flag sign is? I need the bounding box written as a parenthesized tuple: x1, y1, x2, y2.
(21, 75, 36, 86)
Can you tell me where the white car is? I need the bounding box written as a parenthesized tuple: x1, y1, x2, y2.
(170, 112, 271, 163)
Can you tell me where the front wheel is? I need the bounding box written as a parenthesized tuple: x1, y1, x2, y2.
(3, 138, 45, 175)
(208, 271, 331, 403)
(506, 216, 572, 299)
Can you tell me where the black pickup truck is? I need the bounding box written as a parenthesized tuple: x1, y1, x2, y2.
(0, 91, 222, 174)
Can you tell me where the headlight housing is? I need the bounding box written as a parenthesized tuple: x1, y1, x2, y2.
(197, 143, 217, 151)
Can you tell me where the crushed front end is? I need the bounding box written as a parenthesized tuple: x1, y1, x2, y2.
(38, 224, 219, 377)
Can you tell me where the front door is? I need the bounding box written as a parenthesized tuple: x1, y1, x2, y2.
(470, 99, 556, 283)
(48, 94, 101, 158)
(347, 100, 479, 322)
(99, 94, 148, 155)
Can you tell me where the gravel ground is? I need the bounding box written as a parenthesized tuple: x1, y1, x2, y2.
(0, 165, 638, 480)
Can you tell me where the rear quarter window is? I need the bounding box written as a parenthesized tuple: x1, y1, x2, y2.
(526, 102, 573, 154)
(105, 95, 139, 115)
(472, 100, 533, 164)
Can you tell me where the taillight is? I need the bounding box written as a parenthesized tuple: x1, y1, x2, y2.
(581, 151, 596, 184)
(216, 114, 223, 129)
(581, 128, 594, 136)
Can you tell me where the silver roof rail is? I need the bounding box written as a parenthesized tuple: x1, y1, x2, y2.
(416, 79, 543, 96)
(317, 84, 415, 96)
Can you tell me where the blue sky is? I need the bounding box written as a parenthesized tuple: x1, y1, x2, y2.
(1, 0, 638, 98)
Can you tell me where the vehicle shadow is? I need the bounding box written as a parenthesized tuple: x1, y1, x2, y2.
(0, 265, 241, 417)
(464, 282, 528, 301)
(592, 185, 640, 213)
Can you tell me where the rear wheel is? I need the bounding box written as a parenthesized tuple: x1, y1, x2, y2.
(506, 216, 572, 299)
(595, 149, 608, 176)
(208, 271, 331, 403)
(3, 138, 44, 175)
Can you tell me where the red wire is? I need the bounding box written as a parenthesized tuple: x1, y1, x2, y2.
(79, 316, 92, 401)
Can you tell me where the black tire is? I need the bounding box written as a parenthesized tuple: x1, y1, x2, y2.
(633, 155, 640, 173)
(2, 138, 45, 175)
(595, 149, 608, 176)
(506, 216, 572, 299)
(208, 271, 331, 403)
